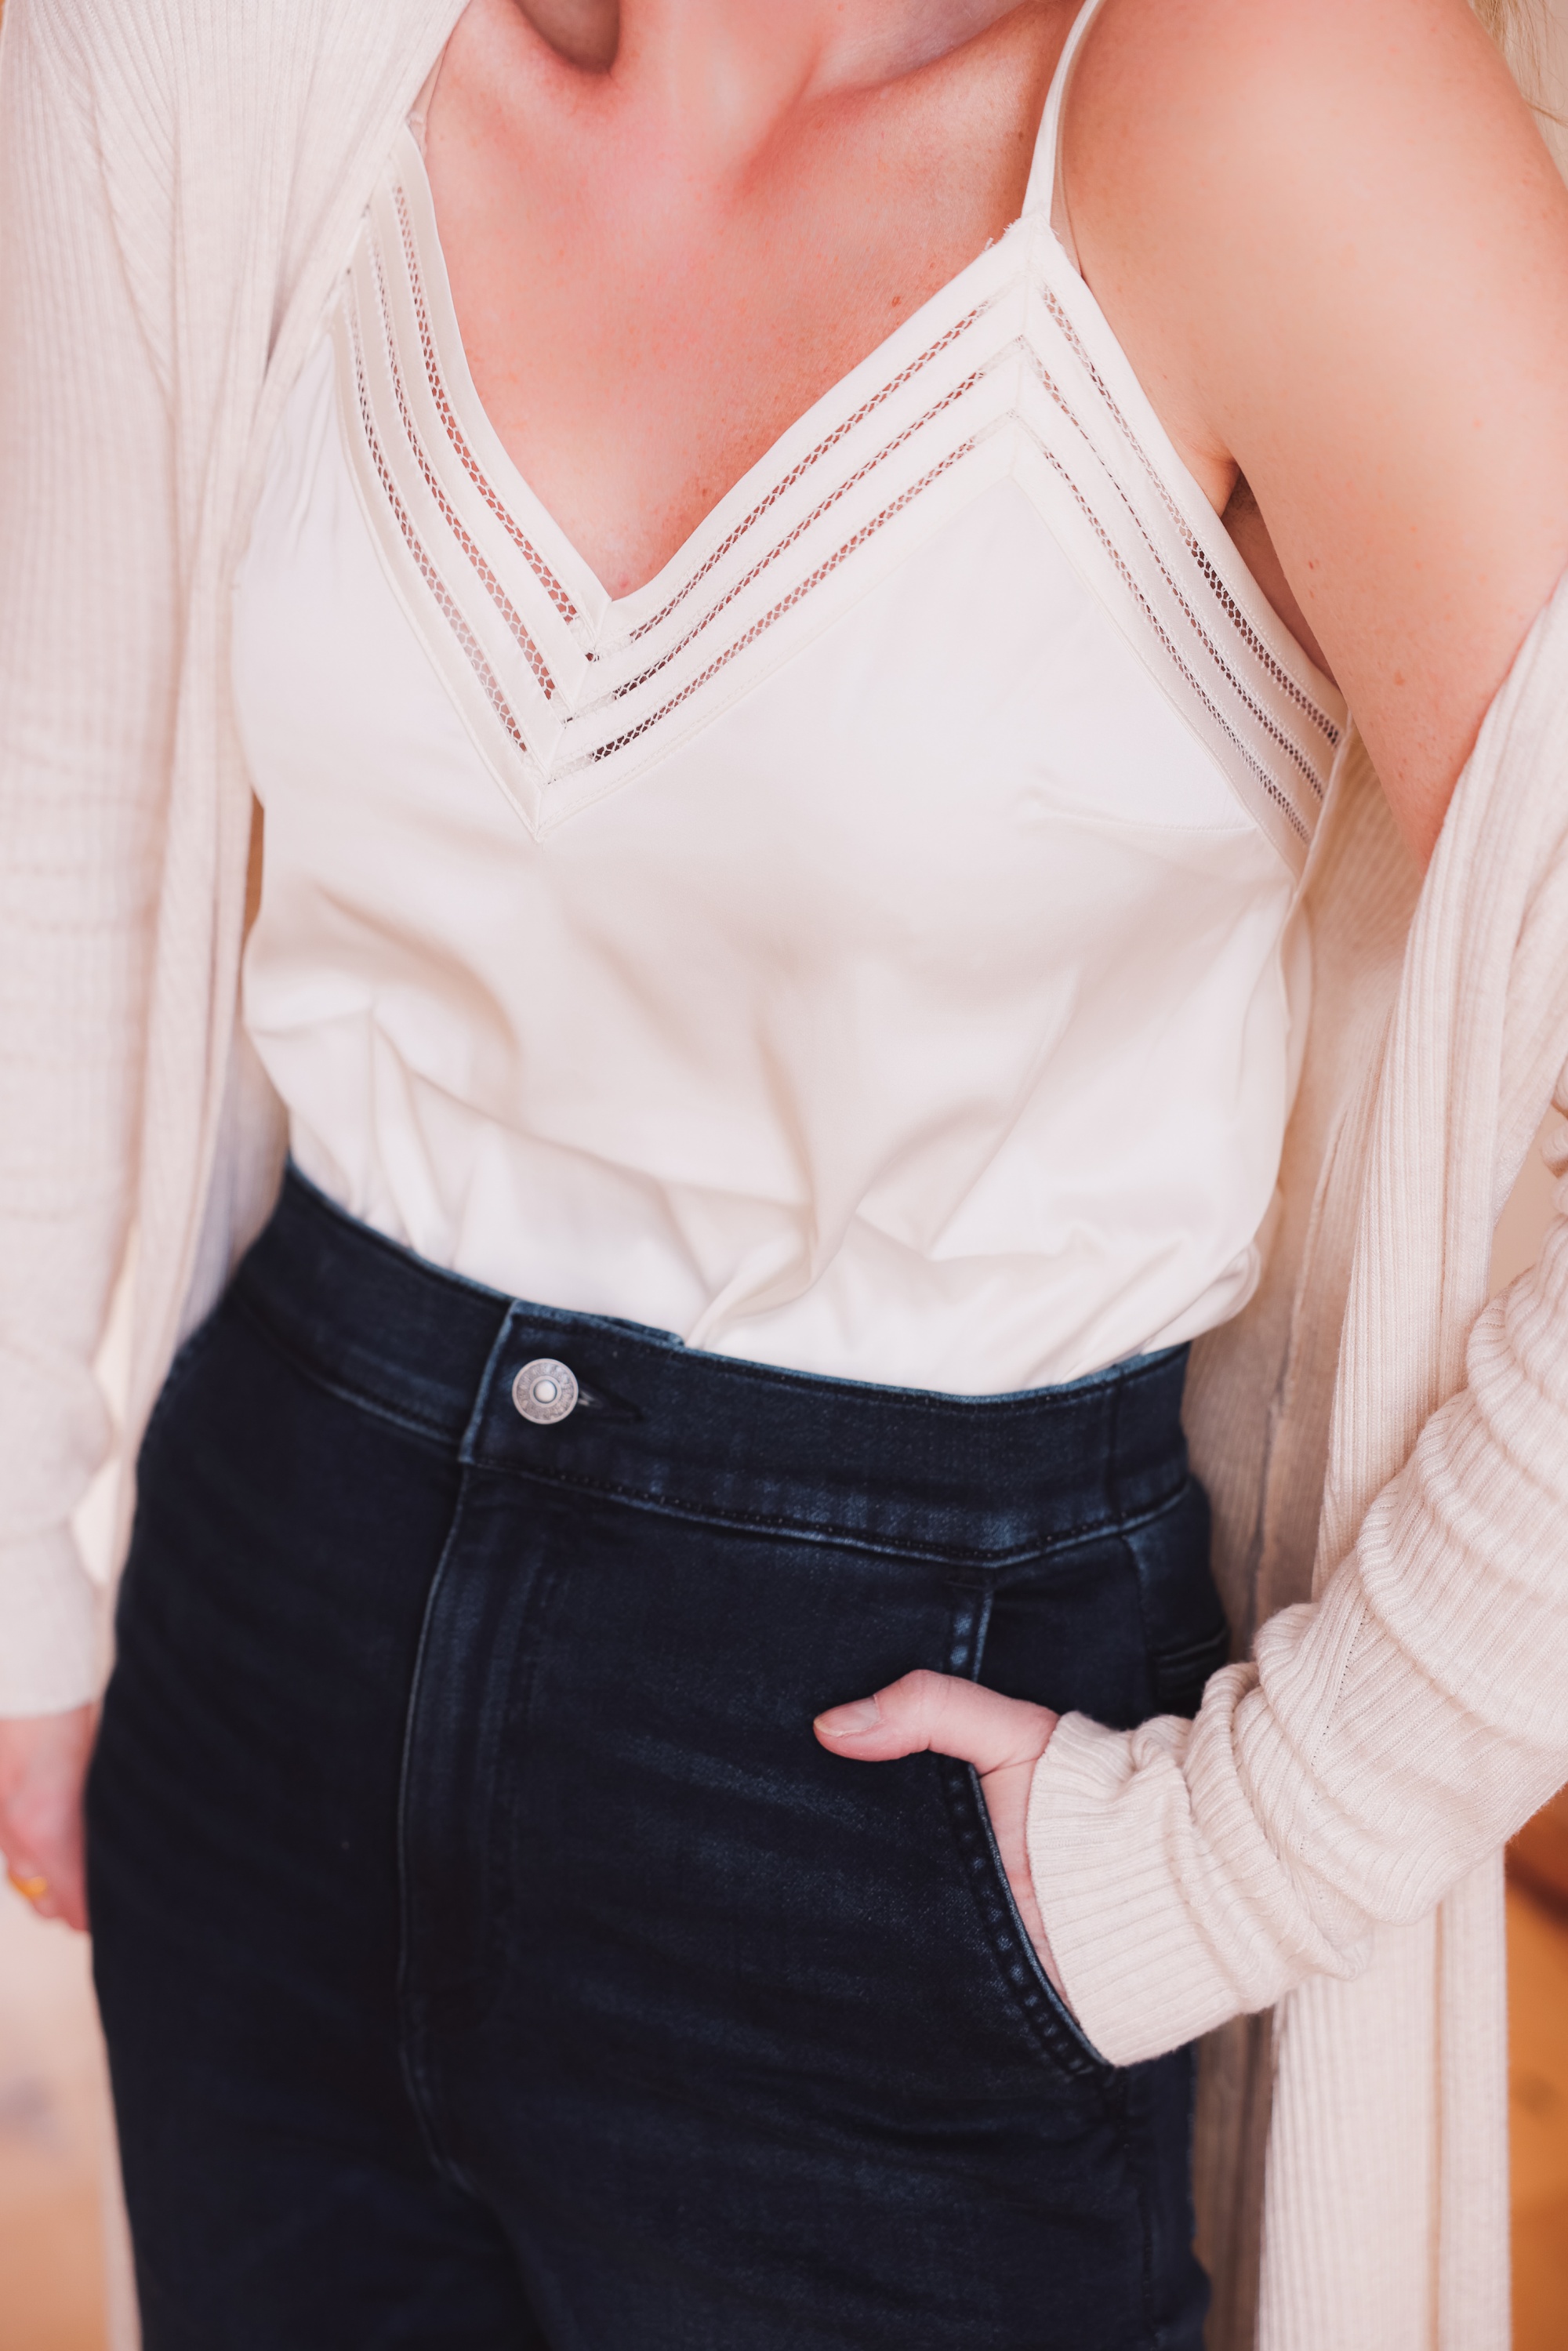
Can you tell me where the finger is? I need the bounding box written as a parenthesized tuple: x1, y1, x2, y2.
(814, 1669, 1055, 1773)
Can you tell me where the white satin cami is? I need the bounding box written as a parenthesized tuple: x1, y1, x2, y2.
(232, 4, 1345, 1394)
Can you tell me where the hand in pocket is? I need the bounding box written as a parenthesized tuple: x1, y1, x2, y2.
(815, 1671, 1064, 1998)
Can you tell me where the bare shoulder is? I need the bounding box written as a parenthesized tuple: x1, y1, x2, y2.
(1065, 0, 1568, 858)
(1069, 0, 1557, 232)
(1065, 0, 1567, 469)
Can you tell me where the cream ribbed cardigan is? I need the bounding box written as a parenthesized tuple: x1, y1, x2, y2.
(4, 2, 1568, 2343)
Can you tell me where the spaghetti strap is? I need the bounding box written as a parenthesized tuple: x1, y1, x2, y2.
(406, 47, 448, 156)
(1025, 0, 1114, 259)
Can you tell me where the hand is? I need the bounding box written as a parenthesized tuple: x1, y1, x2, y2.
(815, 1670, 1065, 1999)
(0, 1705, 96, 1931)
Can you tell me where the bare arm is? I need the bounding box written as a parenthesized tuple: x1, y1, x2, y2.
(1068, 0, 1568, 862)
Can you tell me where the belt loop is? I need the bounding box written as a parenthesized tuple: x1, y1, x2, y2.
(1103, 1361, 1125, 1528)
(457, 1301, 528, 1469)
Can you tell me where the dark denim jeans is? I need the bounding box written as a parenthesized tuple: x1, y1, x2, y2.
(88, 1170, 1221, 2349)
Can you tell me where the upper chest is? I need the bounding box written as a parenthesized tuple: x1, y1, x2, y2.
(250, 107, 1341, 875)
(421, 2, 1071, 597)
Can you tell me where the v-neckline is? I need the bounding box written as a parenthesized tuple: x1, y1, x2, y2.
(331, 0, 1341, 862)
(401, 63, 1065, 628)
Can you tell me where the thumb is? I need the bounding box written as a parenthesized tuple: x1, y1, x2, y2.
(814, 1668, 1056, 1773)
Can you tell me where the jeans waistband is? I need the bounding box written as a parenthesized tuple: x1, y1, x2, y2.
(231, 1168, 1192, 1569)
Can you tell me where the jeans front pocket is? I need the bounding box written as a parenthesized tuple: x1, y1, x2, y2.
(932, 1476, 1221, 2084)
(936, 1740, 1115, 2080)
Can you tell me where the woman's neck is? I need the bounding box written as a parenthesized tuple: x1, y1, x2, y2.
(511, 0, 1040, 137)
(428, 0, 1062, 593)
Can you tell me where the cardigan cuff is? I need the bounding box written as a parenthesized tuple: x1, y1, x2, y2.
(1025, 1708, 1260, 2066)
(0, 1529, 104, 1713)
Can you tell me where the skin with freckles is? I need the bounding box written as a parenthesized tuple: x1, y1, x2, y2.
(8, 0, 1568, 1959)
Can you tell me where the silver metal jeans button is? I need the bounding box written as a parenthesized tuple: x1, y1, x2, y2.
(512, 1357, 579, 1424)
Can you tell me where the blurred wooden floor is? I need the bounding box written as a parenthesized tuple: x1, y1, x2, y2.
(1510, 1875, 1568, 2350)
(3, 1871, 1568, 2349)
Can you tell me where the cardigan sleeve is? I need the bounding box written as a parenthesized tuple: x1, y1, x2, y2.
(1026, 1159, 1568, 2063)
(0, 0, 175, 1710)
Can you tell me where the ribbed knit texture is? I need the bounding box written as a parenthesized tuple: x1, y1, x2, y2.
(4, 2, 1568, 2341)
(0, 0, 464, 1700)
(1029, 591, 1568, 2346)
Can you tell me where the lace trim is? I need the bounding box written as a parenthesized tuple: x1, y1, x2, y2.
(1034, 280, 1340, 750)
(1019, 344, 1325, 804)
(557, 447, 976, 778)
(391, 183, 577, 629)
(1024, 423, 1309, 844)
(343, 297, 532, 762)
(612, 298, 1005, 654)
(601, 372, 988, 709)
(367, 239, 556, 701)
(339, 140, 1342, 858)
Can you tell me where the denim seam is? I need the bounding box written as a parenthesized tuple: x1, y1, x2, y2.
(231, 1281, 1189, 1563)
(1105, 1361, 1127, 1526)
(459, 1545, 579, 2041)
(936, 1754, 1112, 2083)
(477, 1326, 1181, 1423)
(394, 1460, 490, 2199)
(228, 1286, 474, 1454)
(941, 1594, 1116, 2083)
(231, 1269, 1190, 1565)
(1119, 2059, 1161, 2351)
(461, 1454, 1191, 1570)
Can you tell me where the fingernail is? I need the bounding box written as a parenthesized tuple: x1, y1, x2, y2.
(815, 1695, 882, 1736)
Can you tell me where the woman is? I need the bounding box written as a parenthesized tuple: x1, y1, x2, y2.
(3, 0, 1568, 2341)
